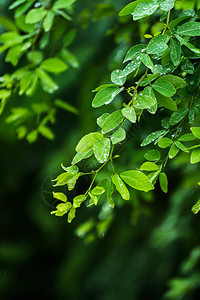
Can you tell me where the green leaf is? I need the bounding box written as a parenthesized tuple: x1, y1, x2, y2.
(0, 31, 23, 46)
(146, 35, 170, 55)
(155, 91, 177, 111)
(156, 75, 186, 90)
(97, 113, 109, 128)
(181, 58, 194, 74)
(124, 44, 147, 63)
(141, 130, 167, 146)
(123, 60, 140, 76)
(93, 138, 111, 163)
(106, 179, 115, 207)
(170, 37, 181, 66)
(121, 170, 154, 192)
(71, 150, 93, 165)
(91, 186, 105, 196)
(143, 86, 157, 114)
(169, 143, 179, 159)
(26, 130, 38, 143)
(61, 164, 78, 173)
(111, 70, 126, 86)
(157, 0, 175, 11)
(110, 128, 126, 145)
(140, 162, 159, 171)
(9, 0, 26, 10)
(139, 53, 154, 70)
(190, 148, 200, 164)
(76, 132, 103, 153)
(14, 1, 33, 18)
(102, 110, 123, 134)
(178, 133, 196, 142)
(119, 0, 152, 16)
(177, 21, 200, 37)
(38, 125, 54, 140)
(121, 107, 137, 123)
(92, 84, 117, 92)
(152, 80, 176, 97)
(52, 202, 72, 216)
(68, 207, 76, 223)
(134, 95, 157, 110)
(170, 108, 188, 125)
(53, 172, 79, 188)
(0, 89, 11, 99)
(133, 2, 159, 20)
(73, 195, 87, 208)
(144, 150, 161, 161)
(55, 99, 79, 115)
(25, 8, 47, 24)
(92, 87, 123, 108)
(175, 34, 200, 55)
(53, 0, 76, 10)
(43, 11, 55, 32)
(190, 127, 200, 139)
(52, 192, 67, 202)
(159, 172, 168, 193)
(112, 174, 130, 200)
(192, 199, 200, 214)
(41, 58, 67, 74)
(158, 137, 173, 148)
(36, 68, 58, 93)
(61, 49, 79, 68)
(140, 74, 159, 86)
(174, 141, 188, 152)
(27, 50, 44, 65)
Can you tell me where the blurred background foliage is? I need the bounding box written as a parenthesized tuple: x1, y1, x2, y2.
(1, 0, 200, 299)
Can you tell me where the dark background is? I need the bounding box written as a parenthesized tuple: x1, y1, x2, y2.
(1, 0, 200, 299)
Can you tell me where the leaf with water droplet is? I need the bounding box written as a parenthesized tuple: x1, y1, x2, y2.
(133, 2, 159, 20)
(146, 35, 170, 55)
(121, 107, 137, 123)
(175, 34, 200, 55)
(170, 108, 188, 125)
(156, 75, 186, 90)
(141, 130, 167, 146)
(93, 138, 111, 163)
(121, 170, 154, 192)
(152, 80, 176, 97)
(112, 174, 130, 200)
(143, 86, 157, 114)
(190, 148, 200, 164)
(123, 60, 140, 76)
(157, 0, 175, 11)
(76, 132, 103, 153)
(111, 69, 126, 86)
(102, 110, 123, 134)
(177, 21, 200, 36)
(110, 128, 126, 145)
(124, 44, 147, 63)
(97, 113, 109, 128)
(169, 143, 179, 159)
(154, 91, 177, 111)
(170, 37, 181, 66)
(134, 95, 156, 110)
(139, 52, 154, 69)
(92, 87, 123, 108)
(190, 127, 200, 139)
(144, 150, 161, 161)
